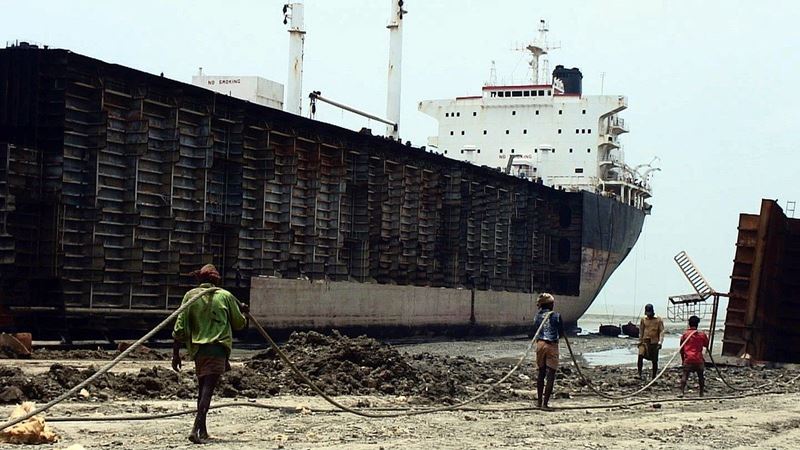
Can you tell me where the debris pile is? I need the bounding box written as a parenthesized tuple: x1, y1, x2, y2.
(0, 332, 796, 405)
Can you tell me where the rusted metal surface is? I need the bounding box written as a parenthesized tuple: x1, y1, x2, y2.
(0, 47, 601, 337)
(722, 199, 800, 362)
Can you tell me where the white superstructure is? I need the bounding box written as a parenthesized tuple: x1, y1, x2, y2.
(418, 24, 654, 211)
(192, 74, 284, 110)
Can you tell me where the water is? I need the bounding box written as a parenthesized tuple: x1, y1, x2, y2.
(582, 335, 680, 366)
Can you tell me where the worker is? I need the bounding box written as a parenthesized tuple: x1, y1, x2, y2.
(679, 315, 709, 397)
(637, 303, 665, 379)
(532, 293, 563, 410)
(172, 264, 248, 444)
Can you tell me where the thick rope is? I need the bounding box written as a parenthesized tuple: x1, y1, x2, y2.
(0, 287, 220, 433)
(42, 389, 797, 422)
(562, 330, 696, 400)
(240, 310, 553, 418)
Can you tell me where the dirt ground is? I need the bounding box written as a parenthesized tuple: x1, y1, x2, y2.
(2, 331, 799, 449)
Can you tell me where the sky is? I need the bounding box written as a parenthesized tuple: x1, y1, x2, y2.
(3, 0, 799, 322)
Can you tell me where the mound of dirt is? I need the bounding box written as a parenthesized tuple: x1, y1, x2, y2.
(1, 331, 795, 405)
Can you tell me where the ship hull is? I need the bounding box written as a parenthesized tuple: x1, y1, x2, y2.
(0, 47, 645, 338)
(248, 192, 645, 335)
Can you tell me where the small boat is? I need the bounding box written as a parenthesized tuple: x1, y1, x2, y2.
(598, 324, 621, 337)
(621, 321, 640, 338)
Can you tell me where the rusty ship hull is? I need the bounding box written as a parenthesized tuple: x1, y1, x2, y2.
(0, 48, 645, 338)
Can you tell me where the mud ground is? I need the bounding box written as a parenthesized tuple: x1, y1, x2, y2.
(2, 331, 799, 449)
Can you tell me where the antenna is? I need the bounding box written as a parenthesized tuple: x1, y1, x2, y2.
(487, 60, 497, 86)
(515, 19, 560, 84)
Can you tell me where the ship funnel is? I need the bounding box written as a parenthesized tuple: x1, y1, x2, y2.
(284, 2, 305, 115)
(385, 0, 406, 139)
(552, 65, 582, 95)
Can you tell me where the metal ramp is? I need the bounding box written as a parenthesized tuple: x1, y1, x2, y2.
(668, 251, 727, 351)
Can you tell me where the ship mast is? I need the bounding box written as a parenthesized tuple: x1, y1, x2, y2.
(284, 2, 306, 115)
(525, 19, 559, 84)
(385, 0, 406, 139)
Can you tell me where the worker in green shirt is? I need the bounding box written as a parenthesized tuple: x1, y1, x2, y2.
(172, 264, 248, 444)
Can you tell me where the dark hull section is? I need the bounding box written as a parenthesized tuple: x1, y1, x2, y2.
(0, 48, 604, 338)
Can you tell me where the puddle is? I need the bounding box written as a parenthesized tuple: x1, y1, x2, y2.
(582, 336, 680, 366)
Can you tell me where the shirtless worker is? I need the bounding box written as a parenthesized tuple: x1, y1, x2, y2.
(637, 303, 665, 379)
(172, 264, 248, 444)
(679, 315, 709, 397)
(532, 293, 564, 410)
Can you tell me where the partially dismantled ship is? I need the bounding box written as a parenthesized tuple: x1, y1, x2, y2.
(0, 13, 653, 338)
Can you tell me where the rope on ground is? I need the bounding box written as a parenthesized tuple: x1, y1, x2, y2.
(704, 349, 772, 392)
(562, 331, 695, 400)
(43, 388, 797, 423)
(241, 310, 551, 418)
(0, 287, 220, 433)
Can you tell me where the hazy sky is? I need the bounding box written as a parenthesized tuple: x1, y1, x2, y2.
(4, 1, 798, 321)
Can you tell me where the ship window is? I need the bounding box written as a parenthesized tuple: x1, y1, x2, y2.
(500, 149, 503, 153)
(505, 130, 510, 135)
(512, 91, 522, 97)
(512, 111, 516, 116)
(575, 168, 584, 174)
(532, 90, 538, 96)
(557, 129, 562, 134)
(511, 149, 515, 154)
(523, 91, 530, 97)
(444, 150, 448, 154)
(456, 112, 461, 117)
(553, 149, 556, 153)
(506, 91, 511, 97)
(576, 129, 580, 134)
(461, 130, 465, 135)
(538, 90, 544, 96)
(477, 149, 481, 153)
(534, 148, 538, 153)
(558, 238, 571, 263)
(587, 148, 591, 153)
(460, 150, 464, 154)
(523, 129, 527, 134)
(547, 90, 551, 96)
(491, 92, 497, 98)
(582, 109, 586, 114)
(535, 110, 539, 115)
(473, 111, 477, 116)
(588, 129, 591, 133)
(483, 130, 487, 135)
(497, 92, 503, 97)
(569, 148, 573, 153)
(581, 129, 585, 134)
(450, 131, 454, 136)
(445, 113, 449, 117)
(559, 110, 563, 115)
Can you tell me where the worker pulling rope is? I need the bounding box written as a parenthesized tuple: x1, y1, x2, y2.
(562, 331, 696, 400)
(0, 287, 220, 433)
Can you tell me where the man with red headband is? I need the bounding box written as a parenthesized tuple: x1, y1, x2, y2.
(172, 264, 248, 444)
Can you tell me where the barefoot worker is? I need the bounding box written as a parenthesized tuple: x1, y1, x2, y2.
(637, 303, 664, 380)
(679, 315, 709, 397)
(532, 293, 564, 410)
(172, 264, 248, 444)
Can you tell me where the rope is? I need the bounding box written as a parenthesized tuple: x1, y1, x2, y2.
(562, 331, 696, 400)
(240, 310, 553, 418)
(0, 287, 220, 433)
(42, 389, 796, 423)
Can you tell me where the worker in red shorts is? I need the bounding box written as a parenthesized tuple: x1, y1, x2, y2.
(679, 315, 709, 397)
